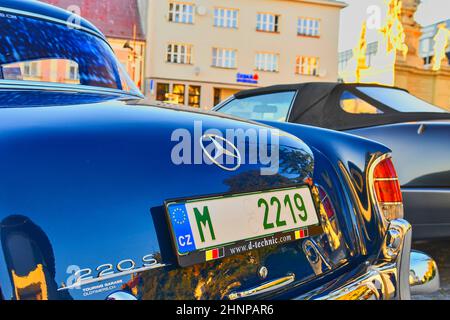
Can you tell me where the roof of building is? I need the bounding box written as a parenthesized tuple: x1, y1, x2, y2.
(41, 0, 145, 41)
(421, 19, 450, 38)
(294, 0, 347, 8)
(0, 0, 103, 36)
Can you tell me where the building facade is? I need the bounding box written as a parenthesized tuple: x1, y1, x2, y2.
(144, 0, 346, 109)
(338, 22, 450, 77)
(338, 0, 450, 111)
(39, 0, 146, 90)
(419, 19, 450, 66)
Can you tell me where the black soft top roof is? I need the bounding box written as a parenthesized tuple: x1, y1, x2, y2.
(235, 82, 450, 130)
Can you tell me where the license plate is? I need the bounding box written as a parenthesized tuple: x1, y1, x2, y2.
(165, 186, 322, 267)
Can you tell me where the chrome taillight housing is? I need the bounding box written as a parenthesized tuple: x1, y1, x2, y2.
(370, 155, 404, 221)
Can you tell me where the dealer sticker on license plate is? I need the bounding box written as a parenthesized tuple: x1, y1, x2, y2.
(165, 186, 323, 267)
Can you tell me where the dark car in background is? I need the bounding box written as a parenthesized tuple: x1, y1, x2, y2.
(0, 1, 439, 300)
(214, 83, 450, 240)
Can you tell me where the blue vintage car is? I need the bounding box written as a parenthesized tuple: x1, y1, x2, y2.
(214, 83, 450, 240)
(0, 0, 439, 300)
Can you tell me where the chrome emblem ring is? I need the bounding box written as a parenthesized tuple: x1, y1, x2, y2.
(200, 134, 242, 171)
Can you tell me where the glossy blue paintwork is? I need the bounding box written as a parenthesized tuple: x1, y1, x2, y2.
(261, 121, 391, 256)
(0, 91, 390, 300)
(0, 0, 393, 300)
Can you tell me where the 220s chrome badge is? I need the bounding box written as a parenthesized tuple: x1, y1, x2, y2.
(60, 254, 166, 291)
(200, 134, 242, 171)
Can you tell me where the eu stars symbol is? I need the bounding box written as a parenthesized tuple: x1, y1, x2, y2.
(169, 204, 196, 254)
(172, 207, 188, 225)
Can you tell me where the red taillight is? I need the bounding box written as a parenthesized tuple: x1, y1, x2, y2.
(318, 186, 336, 219)
(374, 157, 398, 180)
(374, 180, 403, 203)
(372, 157, 404, 220)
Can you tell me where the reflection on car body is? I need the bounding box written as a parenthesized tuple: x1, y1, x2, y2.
(0, 0, 440, 300)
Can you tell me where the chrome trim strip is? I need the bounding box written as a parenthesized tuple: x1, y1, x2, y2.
(106, 291, 137, 301)
(229, 274, 295, 300)
(0, 81, 144, 100)
(390, 219, 412, 300)
(379, 202, 403, 205)
(212, 95, 234, 111)
(285, 90, 299, 122)
(411, 223, 450, 227)
(315, 274, 382, 300)
(375, 178, 399, 181)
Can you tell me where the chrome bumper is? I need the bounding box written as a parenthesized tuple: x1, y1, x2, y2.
(302, 219, 440, 300)
(410, 250, 440, 295)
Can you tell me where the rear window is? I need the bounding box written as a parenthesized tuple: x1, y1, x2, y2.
(357, 87, 448, 113)
(3, 59, 80, 84)
(218, 91, 296, 121)
(340, 91, 383, 114)
(0, 11, 140, 96)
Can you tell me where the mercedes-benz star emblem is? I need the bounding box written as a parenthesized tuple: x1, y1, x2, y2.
(200, 134, 242, 171)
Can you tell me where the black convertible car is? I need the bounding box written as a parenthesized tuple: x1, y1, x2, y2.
(214, 83, 450, 240)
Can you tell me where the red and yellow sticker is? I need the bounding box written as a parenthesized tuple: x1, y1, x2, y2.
(295, 229, 308, 240)
(205, 248, 225, 261)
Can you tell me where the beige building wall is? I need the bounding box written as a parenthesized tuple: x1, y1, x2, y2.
(145, 0, 345, 109)
(395, 65, 450, 111)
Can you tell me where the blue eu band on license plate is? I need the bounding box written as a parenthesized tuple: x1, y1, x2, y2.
(168, 204, 197, 254)
(166, 186, 323, 267)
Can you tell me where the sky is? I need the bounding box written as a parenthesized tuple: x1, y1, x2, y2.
(339, 0, 450, 51)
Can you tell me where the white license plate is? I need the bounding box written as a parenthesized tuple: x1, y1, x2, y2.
(166, 186, 322, 267)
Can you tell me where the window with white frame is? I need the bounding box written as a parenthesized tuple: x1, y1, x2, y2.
(214, 8, 238, 28)
(420, 38, 433, 65)
(167, 43, 192, 64)
(339, 50, 353, 71)
(68, 61, 79, 80)
(23, 61, 39, 77)
(295, 56, 319, 76)
(366, 42, 378, 67)
(255, 52, 279, 72)
(212, 48, 237, 68)
(420, 38, 432, 55)
(168, 2, 194, 24)
(297, 18, 320, 37)
(256, 13, 280, 32)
